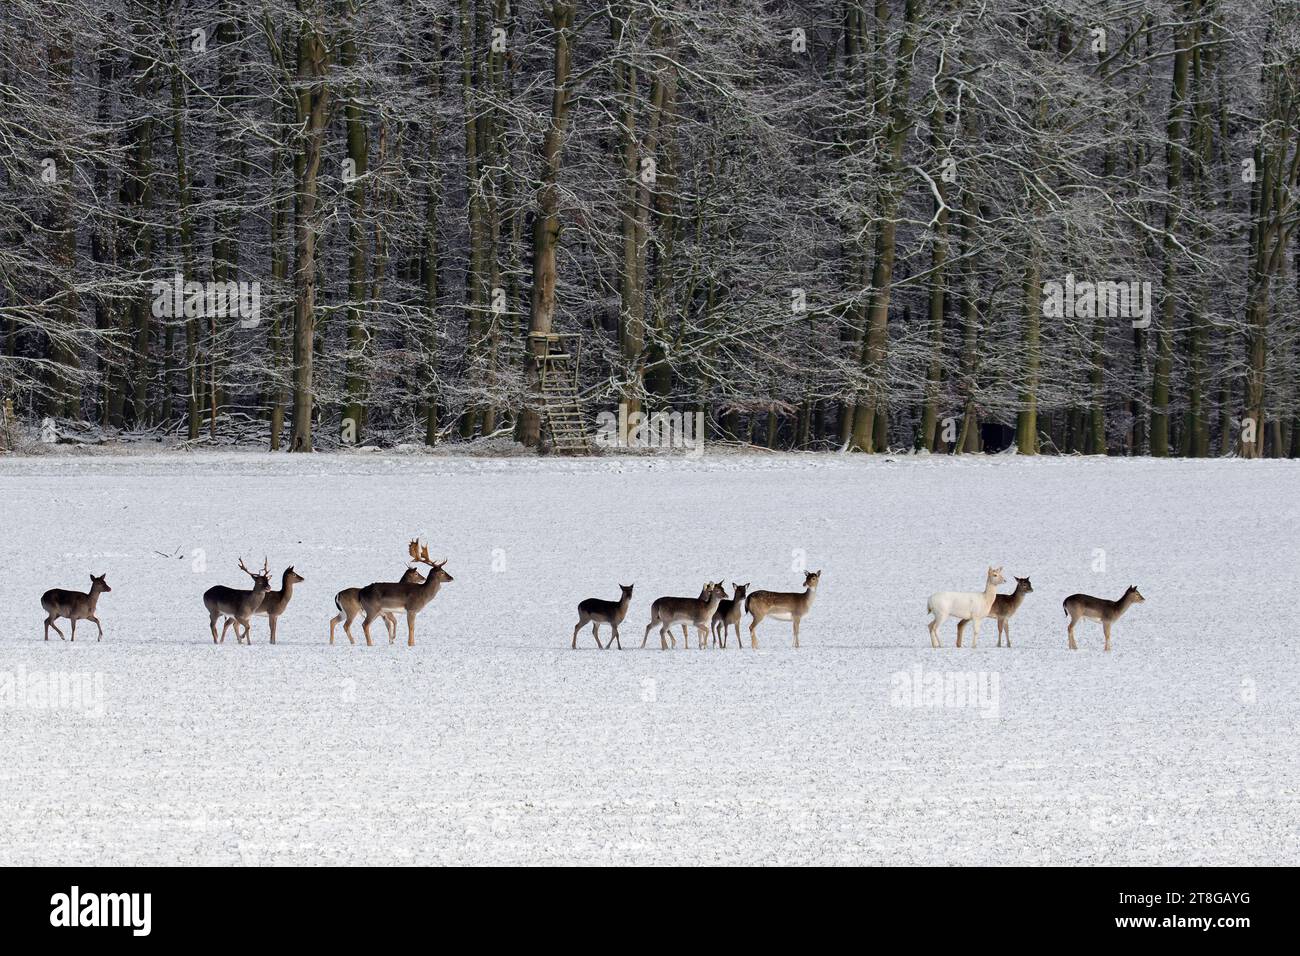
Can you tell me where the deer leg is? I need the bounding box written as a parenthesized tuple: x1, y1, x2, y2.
(385, 612, 398, 644)
(572, 616, 585, 650)
(609, 623, 621, 650)
(46, 617, 65, 641)
(928, 613, 943, 648)
(361, 611, 378, 647)
(659, 623, 671, 651)
(697, 624, 709, 649)
(210, 611, 222, 644)
(970, 617, 981, 649)
(406, 611, 416, 647)
(1103, 620, 1112, 653)
(955, 618, 967, 648)
(642, 620, 655, 649)
(996, 619, 1003, 648)
(591, 622, 603, 649)
(341, 613, 358, 646)
(749, 612, 762, 649)
(680, 624, 689, 649)
(91, 615, 103, 641)
(329, 614, 339, 645)
(269, 615, 277, 645)
(70, 619, 77, 642)
(1067, 617, 1078, 650)
(1004, 621, 1011, 648)
(792, 616, 800, 650)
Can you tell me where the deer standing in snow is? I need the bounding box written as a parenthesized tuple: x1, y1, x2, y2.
(746, 570, 820, 649)
(223, 565, 304, 644)
(957, 575, 1033, 648)
(203, 558, 271, 644)
(356, 539, 453, 646)
(642, 582, 725, 650)
(1063, 586, 1145, 652)
(927, 566, 1005, 648)
(711, 583, 749, 648)
(572, 583, 634, 649)
(331, 566, 426, 645)
(41, 574, 112, 641)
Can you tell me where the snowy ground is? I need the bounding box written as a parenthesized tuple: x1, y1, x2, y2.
(0, 448, 1296, 865)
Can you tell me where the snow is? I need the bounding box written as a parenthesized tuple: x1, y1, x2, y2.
(0, 449, 1296, 864)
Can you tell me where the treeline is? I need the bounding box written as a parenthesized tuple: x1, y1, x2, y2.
(1, 0, 1298, 455)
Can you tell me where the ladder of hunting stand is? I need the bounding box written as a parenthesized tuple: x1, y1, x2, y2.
(531, 333, 592, 455)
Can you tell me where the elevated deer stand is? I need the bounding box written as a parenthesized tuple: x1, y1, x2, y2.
(529, 332, 592, 455)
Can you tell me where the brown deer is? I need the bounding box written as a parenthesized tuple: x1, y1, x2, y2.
(1063, 586, 1145, 652)
(330, 566, 425, 645)
(572, 583, 634, 649)
(957, 575, 1033, 648)
(203, 558, 271, 644)
(41, 574, 112, 641)
(711, 582, 749, 648)
(356, 540, 453, 646)
(642, 582, 725, 650)
(746, 571, 820, 649)
(223, 566, 304, 645)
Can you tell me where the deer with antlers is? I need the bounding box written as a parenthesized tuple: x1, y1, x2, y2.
(222, 565, 304, 645)
(203, 558, 271, 645)
(331, 566, 426, 645)
(355, 540, 453, 646)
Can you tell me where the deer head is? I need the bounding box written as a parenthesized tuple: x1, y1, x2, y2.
(90, 573, 111, 593)
(1016, 576, 1033, 593)
(409, 539, 453, 583)
(803, 570, 821, 589)
(239, 557, 271, 589)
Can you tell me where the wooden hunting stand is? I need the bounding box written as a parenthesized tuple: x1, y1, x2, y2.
(529, 332, 592, 454)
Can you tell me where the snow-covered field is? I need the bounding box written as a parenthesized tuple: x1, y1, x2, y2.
(0, 448, 1296, 865)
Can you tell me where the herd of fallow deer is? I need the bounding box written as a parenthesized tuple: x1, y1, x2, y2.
(36, 545, 1144, 652)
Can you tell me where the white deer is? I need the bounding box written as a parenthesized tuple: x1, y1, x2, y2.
(926, 566, 1005, 648)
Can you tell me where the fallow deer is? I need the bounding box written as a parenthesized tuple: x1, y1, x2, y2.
(746, 570, 820, 649)
(203, 558, 271, 645)
(356, 540, 453, 646)
(572, 583, 634, 649)
(223, 566, 304, 645)
(1063, 585, 1145, 652)
(41, 574, 112, 641)
(711, 582, 749, 648)
(957, 575, 1033, 648)
(330, 566, 425, 645)
(642, 582, 725, 650)
(927, 566, 1005, 648)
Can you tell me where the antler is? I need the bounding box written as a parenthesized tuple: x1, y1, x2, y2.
(238, 556, 270, 579)
(408, 539, 446, 568)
